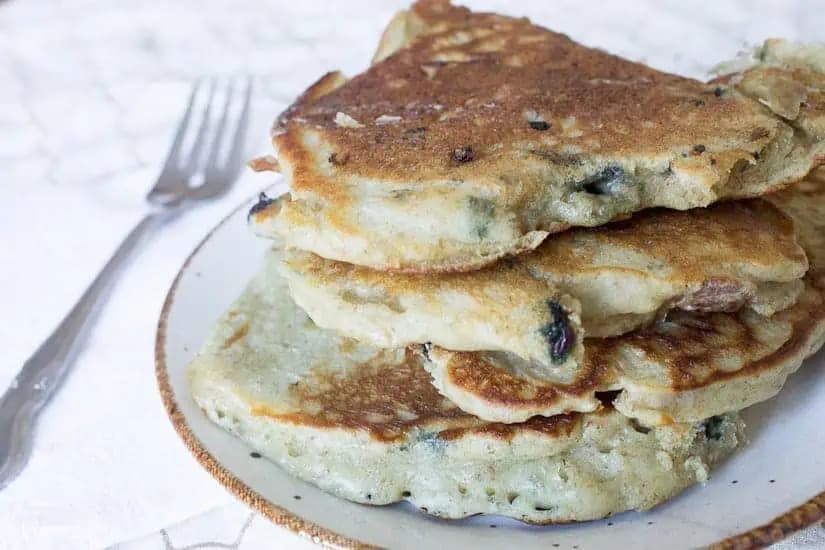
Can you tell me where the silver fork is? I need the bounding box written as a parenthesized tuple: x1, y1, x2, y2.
(0, 78, 252, 490)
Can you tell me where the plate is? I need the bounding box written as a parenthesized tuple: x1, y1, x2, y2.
(156, 187, 825, 549)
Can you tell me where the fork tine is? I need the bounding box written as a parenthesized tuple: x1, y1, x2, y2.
(185, 78, 216, 174)
(206, 81, 235, 175)
(149, 76, 252, 206)
(161, 80, 203, 173)
(223, 77, 253, 178)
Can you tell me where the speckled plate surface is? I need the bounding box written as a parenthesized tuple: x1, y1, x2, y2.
(156, 186, 825, 549)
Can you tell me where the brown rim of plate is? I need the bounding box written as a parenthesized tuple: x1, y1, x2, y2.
(154, 193, 825, 550)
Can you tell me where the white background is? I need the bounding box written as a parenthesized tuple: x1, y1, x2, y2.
(1, 0, 824, 548)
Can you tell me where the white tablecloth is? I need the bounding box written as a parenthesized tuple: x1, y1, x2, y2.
(1, 1, 824, 548)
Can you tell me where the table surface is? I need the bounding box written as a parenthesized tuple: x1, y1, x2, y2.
(1, 0, 824, 548)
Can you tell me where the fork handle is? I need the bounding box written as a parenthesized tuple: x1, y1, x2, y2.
(0, 212, 168, 488)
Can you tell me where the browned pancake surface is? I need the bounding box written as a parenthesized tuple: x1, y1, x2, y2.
(275, 1, 777, 193)
(423, 175, 825, 423)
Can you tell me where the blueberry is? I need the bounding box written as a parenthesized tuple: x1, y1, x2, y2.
(577, 165, 626, 196)
(539, 301, 574, 364)
(247, 192, 275, 221)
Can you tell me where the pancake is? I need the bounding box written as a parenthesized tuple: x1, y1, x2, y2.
(250, 1, 825, 272)
(767, 172, 825, 288)
(277, 197, 807, 383)
(425, 280, 825, 424)
(715, 39, 825, 145)
(422, 176, 825, 424)
(280, 243, 586, 382)
(188, 248, 744, 522)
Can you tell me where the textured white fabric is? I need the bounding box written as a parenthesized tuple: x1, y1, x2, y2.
(1, 0, 824, 548)
(111, 505, 314, 550)
(774, 522, 825, 549)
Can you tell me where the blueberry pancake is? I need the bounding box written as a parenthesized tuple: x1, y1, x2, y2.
(716, 39, 825, 147)
(188, 248, 744, 523)
(250, 0, 825, 272)
(277, 198, 807, 369)
(421, 176, 825, 423)
(423, 279, 824, 424)
(279, 228, 586, 384)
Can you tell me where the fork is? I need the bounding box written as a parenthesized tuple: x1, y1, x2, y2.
(0, 78, 252, 490)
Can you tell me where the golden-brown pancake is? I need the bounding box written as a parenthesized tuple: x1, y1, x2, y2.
(280, 243, 587, 382)
(715, 39, 825, 146)
(424, 280, 824, 424)
(188, 247, 744, 523)
(421, 175, 825, 423)
(250, 1, 825, 272)
(279, 198, 807, 370)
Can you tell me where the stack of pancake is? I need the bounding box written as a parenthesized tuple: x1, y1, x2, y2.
(189, 1, 825, 522)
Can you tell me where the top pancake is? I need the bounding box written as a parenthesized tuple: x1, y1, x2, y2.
(251, 0, 825, 272)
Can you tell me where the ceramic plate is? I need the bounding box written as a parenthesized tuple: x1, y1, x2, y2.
(156, 186, 825, 549)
